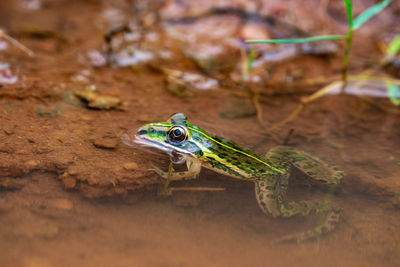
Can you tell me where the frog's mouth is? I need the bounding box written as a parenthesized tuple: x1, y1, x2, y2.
(134, 134, 173, 152)
(122, 131, 188, 164)
(122, 131, 176, 157)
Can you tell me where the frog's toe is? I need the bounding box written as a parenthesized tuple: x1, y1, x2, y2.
(271, 233, 308, 245)
(149, 166, 169, 179)
(157, 185, 173, 197)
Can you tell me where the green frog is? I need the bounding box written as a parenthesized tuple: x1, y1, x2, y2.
(124, 113, 344, 243)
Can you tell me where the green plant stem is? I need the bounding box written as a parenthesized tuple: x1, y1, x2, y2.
(341, 28, 353, 92)
(246, 35, 346, 44)
(247, 48, 255, 74)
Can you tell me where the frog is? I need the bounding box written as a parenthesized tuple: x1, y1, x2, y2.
(123, 113, 344, 243)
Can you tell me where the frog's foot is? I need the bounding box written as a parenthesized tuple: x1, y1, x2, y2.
(156, 182, 174, 197)
(265, 146, 344, 186)
(150, 157, 202, 182)
(273, 207, 343, 244)
(150, 165, 171, 180)
(255, 180, 342, 243)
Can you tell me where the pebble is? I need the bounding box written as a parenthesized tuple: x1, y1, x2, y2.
(123, 162, 139, 170)
(48, 198, 74, 211)
(34, 143, 54, 154)
(2, 124, 15, 135)
(0, 143, 14, 153)
(25, 160, 39, 169)
(63, 177, 77, 189)
(67, 165, 80, 176)
(240, 22, 272, 41)
(93, 137, 118, 149)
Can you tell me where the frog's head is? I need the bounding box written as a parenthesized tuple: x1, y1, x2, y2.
(123, 113, 210, 164)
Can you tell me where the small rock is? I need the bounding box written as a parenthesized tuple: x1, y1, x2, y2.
(53, 157, 73, 170)
(36, 104, 61, 118)
(48, 198, 73, 211)
(15, 149, 27, 155)
(25, 160, 39, 169)
(79, 184, 106, 199)
(67, 165, 80, 176)
(63, 177, 77, 190)
(93, 137, 118, 149)
(123, 162, 139, 170)
(240, 22, 272, 41)
(34, 143, 54, 154)
(74, 86, 121, 110)
(0, 143, 14, 153)
(163, 67, 218, 98)
(0, 69, 18, 84)
(2, 124, 15, 135)
(87, 49, 107, 68)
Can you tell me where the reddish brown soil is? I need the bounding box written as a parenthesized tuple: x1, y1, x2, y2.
(0, 0, 399, 266)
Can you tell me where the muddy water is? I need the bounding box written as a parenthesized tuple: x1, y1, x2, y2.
(1, 0, 400, 266)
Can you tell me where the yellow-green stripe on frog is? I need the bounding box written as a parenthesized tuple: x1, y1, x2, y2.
(129, 113, 344, 243)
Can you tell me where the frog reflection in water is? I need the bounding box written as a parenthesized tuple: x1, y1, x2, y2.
(124, 113, 344, 243)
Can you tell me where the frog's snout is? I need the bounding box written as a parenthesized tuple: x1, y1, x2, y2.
(121, 128, 140, 148)
(136, 127, 148, 137)
(128, 126, 156, 147)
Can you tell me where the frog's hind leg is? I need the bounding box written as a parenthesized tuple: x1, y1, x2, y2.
(275, 207, 342, 243)
(267, 146, 344, 186)
(254, 180, 342, 243)
(257, 146, 343, 243)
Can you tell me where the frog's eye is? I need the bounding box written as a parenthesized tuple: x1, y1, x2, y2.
(167, 125, 188, 145)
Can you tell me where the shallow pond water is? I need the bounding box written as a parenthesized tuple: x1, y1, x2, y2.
(0, 0, 399, 266)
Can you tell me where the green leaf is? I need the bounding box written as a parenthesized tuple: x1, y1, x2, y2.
(246, 35, 347, 44)
(387, 83, 400, 106)
(353, 0, 392, 30)
(387, 35, 400, 56)
(343, 0, 353, 28)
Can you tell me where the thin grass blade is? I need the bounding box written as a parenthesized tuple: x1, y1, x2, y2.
(387, 35, 400, 56)
(353, 0, 392, 30)
(387, 83, 400, 106)
(343, 0, 353, 28)
(247, 48, 255, 74)
(246, 35, 347, 44)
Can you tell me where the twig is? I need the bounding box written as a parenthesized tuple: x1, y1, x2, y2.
(0, 29, 34, 57)
(171, 187, 225, 192)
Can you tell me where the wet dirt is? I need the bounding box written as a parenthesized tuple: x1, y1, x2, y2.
(0, 0, 400, 266)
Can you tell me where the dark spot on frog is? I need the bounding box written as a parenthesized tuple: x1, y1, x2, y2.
(138, 129, 147, 135)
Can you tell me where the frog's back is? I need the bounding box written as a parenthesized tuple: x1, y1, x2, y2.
(189, 129, 283, 180)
